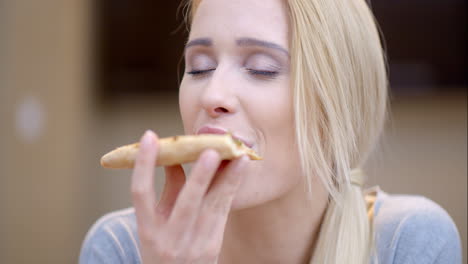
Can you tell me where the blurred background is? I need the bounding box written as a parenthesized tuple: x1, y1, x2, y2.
(0, 0, 466, 263)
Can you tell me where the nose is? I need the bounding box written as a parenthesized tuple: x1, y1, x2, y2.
(200, 68, 238, 118)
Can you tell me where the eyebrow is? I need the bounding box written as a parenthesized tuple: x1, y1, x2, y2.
(184, 37, 289, 57)
(236, 37, 289, 57)
(185, 38, 213, 50)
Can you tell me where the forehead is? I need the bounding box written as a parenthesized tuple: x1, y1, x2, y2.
(190, 0, 290, 49)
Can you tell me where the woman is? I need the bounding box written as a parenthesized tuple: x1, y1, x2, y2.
(80, 0, 462, 263)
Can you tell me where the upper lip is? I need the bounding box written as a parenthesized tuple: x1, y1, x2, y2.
(196, 126, 254, 148)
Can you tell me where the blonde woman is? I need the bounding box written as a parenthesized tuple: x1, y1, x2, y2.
(80, 0, 462, 263)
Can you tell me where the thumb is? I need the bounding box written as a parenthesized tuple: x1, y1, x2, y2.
(156, 165, 186, 219)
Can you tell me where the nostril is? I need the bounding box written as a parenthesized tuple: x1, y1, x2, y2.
(214, 107, 229, 113)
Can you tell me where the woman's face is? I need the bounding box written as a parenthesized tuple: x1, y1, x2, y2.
(179, 0, 303, 209)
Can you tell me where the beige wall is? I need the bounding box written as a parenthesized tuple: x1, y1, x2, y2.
(1, 0, 90, 262)
(1, 1, 466, 263)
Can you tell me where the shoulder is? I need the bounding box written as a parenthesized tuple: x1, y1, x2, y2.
(372, 189, 462, 264)
(79, 208, 141, 264)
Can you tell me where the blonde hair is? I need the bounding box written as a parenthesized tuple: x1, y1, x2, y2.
(184, 0, 388, 263)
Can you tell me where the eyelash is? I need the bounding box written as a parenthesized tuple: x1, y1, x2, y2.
(187, 68, 279, 78)
(187, 69, 215, 75)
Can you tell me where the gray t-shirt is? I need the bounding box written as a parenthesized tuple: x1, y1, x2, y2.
(79, 188, 462, 263)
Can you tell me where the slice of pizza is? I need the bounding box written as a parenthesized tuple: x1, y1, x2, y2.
(100, 134, 262, 169)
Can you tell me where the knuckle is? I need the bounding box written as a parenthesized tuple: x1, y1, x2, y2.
(187, 247, 218, 263)
(183, 187, 200, 203)
(204, 245, 220, 261)
(158, 249, 176, 261)
(157, 246, 184, 262)
(176, 204, 194, 220)
(186, 250, 200, 261)
(190, 173, 209, 189)
(131, 184, 150, 198)
(206, 197, 231, 215)
(137, 229, 155, 245)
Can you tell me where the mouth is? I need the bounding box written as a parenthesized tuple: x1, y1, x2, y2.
(196, 126, 254, 149)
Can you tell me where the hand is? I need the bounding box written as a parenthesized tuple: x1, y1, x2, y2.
(131, 130, 247, 264)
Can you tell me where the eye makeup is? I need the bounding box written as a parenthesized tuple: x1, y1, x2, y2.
(244, 53, 283, 79)
(184, 43, 287, 80)
(185, 52, 217, 76)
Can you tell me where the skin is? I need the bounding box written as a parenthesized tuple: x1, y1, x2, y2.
(131, 0, 329, 263)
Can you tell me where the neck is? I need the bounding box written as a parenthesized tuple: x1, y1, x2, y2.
(219, 177, 329, 264)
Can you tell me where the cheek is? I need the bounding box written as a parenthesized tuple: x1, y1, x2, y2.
(249, 84, 294, 152)
(261, 85, 298, 180)
(235, 85, 300, 203)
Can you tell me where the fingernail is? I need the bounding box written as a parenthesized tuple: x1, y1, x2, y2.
(141, 130, 154, 148)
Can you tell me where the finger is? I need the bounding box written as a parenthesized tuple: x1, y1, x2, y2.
(155, 165, 186, 219)
(131, 130, 158, 236)
(167, 149, 221, 239)
(205, 155, 248, 205)
(190, 156, 248, 252)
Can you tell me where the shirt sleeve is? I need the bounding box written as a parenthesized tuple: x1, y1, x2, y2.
(374, 194, 462, 264)
(79, 209, 141, 264)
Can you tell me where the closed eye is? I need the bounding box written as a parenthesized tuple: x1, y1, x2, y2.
(186, 68, 279, 79)
(246, 68, 279, 79)
(187, 69, 215, 75)
(247, 69, 279, 77)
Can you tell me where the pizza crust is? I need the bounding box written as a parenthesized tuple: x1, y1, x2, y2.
(100, 134, 262, 169)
